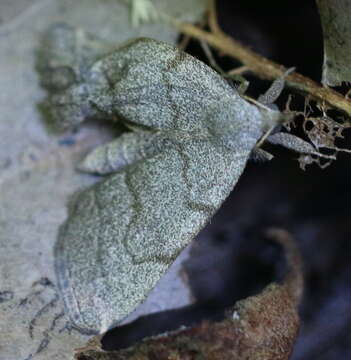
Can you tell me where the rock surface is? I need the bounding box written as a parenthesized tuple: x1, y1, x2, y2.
(0, 0, 205, 359)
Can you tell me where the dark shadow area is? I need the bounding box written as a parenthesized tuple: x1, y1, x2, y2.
(102, 303, 224, 351)
(216, 0, 324, 81)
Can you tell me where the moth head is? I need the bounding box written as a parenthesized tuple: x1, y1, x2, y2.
(260, 108, 293, 133)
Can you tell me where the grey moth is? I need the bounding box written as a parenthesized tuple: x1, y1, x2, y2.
(40, 25, 285, 334)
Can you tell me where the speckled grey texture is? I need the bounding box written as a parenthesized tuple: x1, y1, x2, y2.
(50, 37, 282, 334)
(268, 132, 321, 155)
(258, 67, 295, 106)
(78, 131, 164, 174)
(317, 0, 351, 86)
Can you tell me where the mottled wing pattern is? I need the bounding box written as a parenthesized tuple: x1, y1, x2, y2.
(89, 38, 244, 131)
(55, 137, 250, 334)
(53, 37, 270, 335)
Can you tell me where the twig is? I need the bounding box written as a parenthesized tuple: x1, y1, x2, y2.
(167, 4, 351, 117)
(207, 0, 221, 35)
(227, 65, 249, 76)
(178, 35, 191, 50)
(199, 40, 224, 75)
(178, 14, 208, 50)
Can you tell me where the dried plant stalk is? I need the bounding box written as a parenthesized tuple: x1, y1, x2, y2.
(167, 0, 351, 117)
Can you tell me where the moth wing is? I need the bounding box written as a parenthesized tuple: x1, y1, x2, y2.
(55, 137, 250, 334)
(93, 38, 240, 132)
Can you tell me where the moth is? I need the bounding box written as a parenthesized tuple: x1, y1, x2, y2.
(39, 24, 311, 335)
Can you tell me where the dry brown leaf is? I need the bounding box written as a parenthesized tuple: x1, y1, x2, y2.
(76, 228, 303, 360)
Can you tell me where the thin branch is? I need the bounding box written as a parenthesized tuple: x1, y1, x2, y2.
(227, 65, 249, 76)
(167, 18, 351, 117)
(207, 0, 222, 35)
(178, 14, 208, 50)
(178, 35, 191, 50)
(199, 40, 225, 75)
